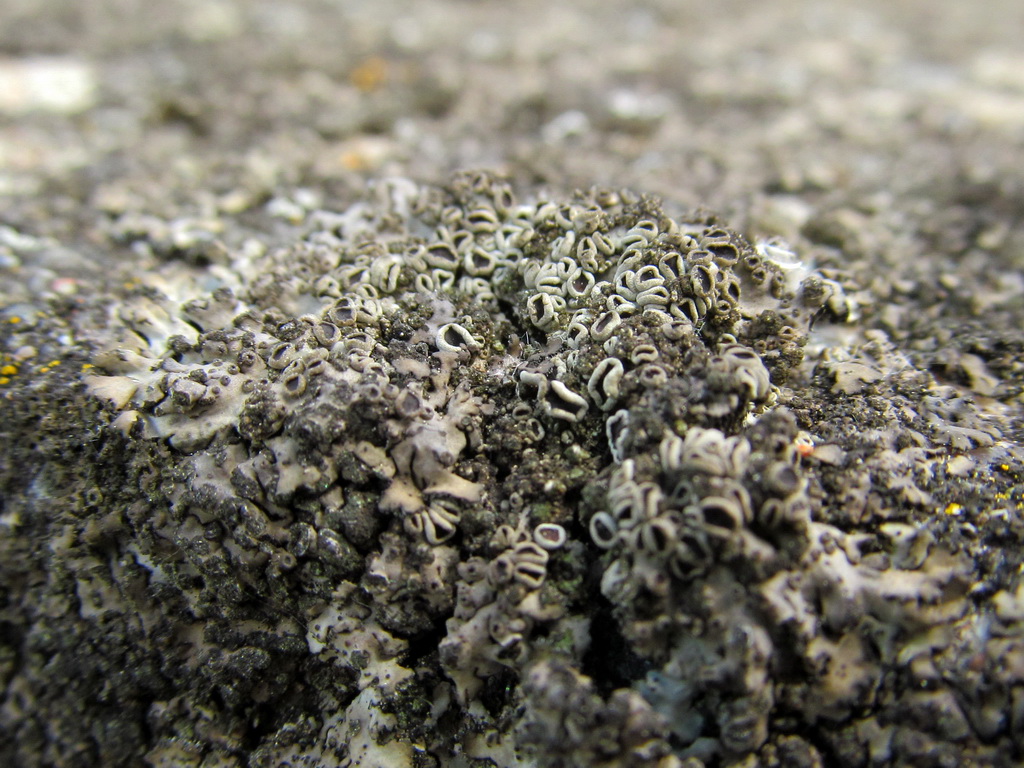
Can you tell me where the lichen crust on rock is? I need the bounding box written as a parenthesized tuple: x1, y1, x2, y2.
(2, 170, 1021, 768)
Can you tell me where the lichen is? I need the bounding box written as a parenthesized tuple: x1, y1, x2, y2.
(1, 170, 1021, 767)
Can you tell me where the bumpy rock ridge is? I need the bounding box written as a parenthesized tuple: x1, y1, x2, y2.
(1, 171, 1022, 767)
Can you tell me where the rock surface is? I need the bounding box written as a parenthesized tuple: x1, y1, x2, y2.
(1, 2, 1023, 767)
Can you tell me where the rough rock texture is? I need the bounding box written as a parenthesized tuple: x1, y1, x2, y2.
(1, 2, 1023, 767)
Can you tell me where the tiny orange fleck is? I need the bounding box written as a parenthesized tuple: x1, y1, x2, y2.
(350, 56, 388, 93)
(340, 150, 369, 171)
(8, 317, 21, 324)
(0, 364, 16, 375)
(944, 503, 962, 515)
(0, 377, 9, 385)
(48, 360, 60, 367)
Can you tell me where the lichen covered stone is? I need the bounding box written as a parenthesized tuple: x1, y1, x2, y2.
(1, 171, 1021, 767)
